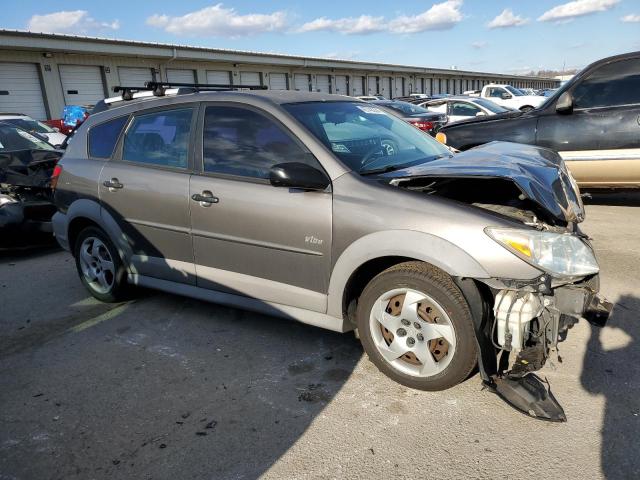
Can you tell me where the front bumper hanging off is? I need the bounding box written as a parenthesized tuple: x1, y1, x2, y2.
(467, 275, 612, 422)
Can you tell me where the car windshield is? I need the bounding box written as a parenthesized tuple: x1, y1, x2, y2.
(471, 98, 510, 113)
(0, 124, 56, 152)
(5, 118, 55, 134)
(505, 86, 524, 96)
(283, 101, 451, 174)
(381, 102, 431, 116)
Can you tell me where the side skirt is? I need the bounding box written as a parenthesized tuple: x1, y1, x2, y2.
(128, 273, 352, 333)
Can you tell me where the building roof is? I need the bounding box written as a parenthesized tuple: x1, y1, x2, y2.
(0, 29, 555, 81)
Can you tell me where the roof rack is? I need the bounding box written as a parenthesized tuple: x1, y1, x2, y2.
(112, 81, 267, 99)
(92, 81, 268, 114)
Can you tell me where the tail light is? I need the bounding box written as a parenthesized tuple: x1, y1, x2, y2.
(51, 164, 62, 192)
(409, 120, 434, 132)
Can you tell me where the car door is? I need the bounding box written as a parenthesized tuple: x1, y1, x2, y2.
(537, 57, 640, 187)
(99, 105, 197, 284)
(189, 103, 332, 312)
(486, 87, 508, 107)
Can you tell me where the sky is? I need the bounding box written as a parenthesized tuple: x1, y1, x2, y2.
(2, 0, 639, 74)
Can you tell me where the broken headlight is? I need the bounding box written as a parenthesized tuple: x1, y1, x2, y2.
(485, 227, 599, 278)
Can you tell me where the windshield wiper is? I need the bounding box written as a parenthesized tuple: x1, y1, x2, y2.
(359, 165, 403, 176)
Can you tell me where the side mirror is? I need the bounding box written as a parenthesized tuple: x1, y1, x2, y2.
(556, 91, 573, 114)
(501, 92, 512, 100)
(475, 111, 486, 117)
(269, 162, 330, 191)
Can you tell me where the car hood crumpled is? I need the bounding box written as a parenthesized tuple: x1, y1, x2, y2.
(383, 141, 585, 225)
(0, 149, 62, 188)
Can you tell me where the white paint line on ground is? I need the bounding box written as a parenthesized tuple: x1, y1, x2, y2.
(68, 302, 131, 333)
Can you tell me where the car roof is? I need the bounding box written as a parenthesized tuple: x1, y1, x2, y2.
(0, 113, 30, 119)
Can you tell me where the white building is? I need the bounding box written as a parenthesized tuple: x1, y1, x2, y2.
(0, 30, 560, 120)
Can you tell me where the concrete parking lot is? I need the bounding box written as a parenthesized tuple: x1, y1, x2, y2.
(1, 192, 639, 480)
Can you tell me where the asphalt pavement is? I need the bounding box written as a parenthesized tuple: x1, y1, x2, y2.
(1, 192, 638, 480)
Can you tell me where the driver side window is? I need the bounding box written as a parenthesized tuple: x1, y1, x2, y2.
(450, 102, 481, 116)
(203, 106, 320, 179)
(488, 88, 504, 98)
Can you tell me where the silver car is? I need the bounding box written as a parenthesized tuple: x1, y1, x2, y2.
(51, 85, 611, 421)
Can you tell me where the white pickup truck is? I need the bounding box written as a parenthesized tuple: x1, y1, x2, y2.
(469, 84, 547, 112)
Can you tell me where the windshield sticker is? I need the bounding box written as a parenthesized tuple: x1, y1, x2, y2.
(15, 129, 42, 143)
(356, 105, 385, 115)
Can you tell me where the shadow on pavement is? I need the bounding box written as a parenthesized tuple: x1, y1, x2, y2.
(0, 289, 362, 479)
(581, 294, 640, 479)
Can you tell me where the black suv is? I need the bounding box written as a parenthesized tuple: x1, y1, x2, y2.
(438, 51, 640, 188)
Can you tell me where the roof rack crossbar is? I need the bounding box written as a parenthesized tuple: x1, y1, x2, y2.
(146, 81, 268, 91)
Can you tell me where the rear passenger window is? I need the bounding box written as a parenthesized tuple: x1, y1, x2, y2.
(122, 108, 193, 168)
(202, 106, 318, 179)
(573, 58, 640, 109)
(89, 116, 128, 158)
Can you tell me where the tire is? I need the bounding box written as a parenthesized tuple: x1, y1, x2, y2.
(74, 226, 129, 302)
(520, 106, 534, 112)
(356, 261, 478, 391)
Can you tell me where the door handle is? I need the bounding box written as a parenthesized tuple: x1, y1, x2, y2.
(103, 178, 124, 191)
(191, 191, 219, 206)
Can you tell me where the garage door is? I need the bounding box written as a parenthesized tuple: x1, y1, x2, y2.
(367, 76, 377, 95)
(334, 76, 348, 95)
(166, 69, 195, 84)
(269, 73, 287, 90)
(206, 70, 231, 85)
(0, 62, 47, 120)
(352, 76, 364, 96)
(118, 67, 154, 87)
(379, 77, 392, 99)
(394, 77, 404, 98)
(240, 71, 261, 86)
(294, 74, 310, 91)
(59, 65, 105, 107)
(316, 75, 331, 93)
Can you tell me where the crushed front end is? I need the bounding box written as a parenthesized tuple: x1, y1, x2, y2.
(384, 142, 613, 421)
(479, 268, 611, 421)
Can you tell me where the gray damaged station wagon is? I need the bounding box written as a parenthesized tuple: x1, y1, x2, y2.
(52, 82, 611, 421)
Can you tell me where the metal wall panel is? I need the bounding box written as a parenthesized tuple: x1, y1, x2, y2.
(0, 62, 47, 119)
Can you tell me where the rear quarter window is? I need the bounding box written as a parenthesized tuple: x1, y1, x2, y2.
(89, 116, 128, 158)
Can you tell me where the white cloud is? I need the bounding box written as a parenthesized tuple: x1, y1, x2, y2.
(299, 0, 463, 35)
(323, 51, 361, 60)
(146, 3, 288, 37)
(387, 0, 464, 33)
(621, 13, 640, 22)
(538, 0, 620, 22)
(27, 10, 120, 34)
(471, 41, 488, 49)
(487, 9, 529, 28)
(298, 15, 385, 35)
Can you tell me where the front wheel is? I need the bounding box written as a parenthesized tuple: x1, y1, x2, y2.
(356, 262, 478, 391)
(519, 106, 535, 112)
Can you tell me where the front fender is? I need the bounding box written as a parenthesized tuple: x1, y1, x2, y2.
(326, 230, 490, 318)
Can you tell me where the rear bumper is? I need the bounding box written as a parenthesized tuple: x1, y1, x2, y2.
(0, 201, 55, 247)
(52, 211, 70, 251)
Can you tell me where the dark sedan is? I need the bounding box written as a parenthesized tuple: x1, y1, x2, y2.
(370, 100, 447, 136)
(0, 123, 62, 247)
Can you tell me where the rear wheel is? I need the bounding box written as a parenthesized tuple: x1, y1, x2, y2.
(520, 106, 534, 112)
(356, 261, 477, 391)
(74, 227, 129, 302)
